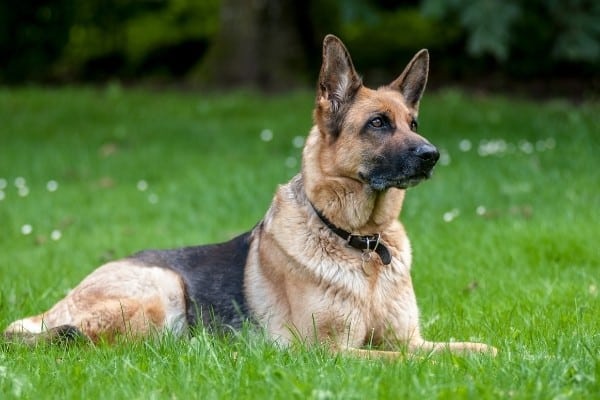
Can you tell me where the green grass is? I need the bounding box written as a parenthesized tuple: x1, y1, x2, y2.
(0, 86, 598, 399)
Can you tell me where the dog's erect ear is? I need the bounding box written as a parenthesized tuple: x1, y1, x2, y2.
(318, 35, 362, 112)
(389, 49, 429, 110)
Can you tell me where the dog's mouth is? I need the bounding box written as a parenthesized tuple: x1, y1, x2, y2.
(391, 172, 434, 190)
(361, 171, 434, 191)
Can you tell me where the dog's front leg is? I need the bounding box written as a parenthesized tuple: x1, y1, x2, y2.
(343, 347, 413, 360)
(408, 339, 498, 356)
(339, 340, 497, 360)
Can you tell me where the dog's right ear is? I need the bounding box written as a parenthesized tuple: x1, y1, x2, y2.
(317, 35, 362, 113)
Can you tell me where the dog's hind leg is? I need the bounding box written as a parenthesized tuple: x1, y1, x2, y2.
(3, 296, 141, 344)
(4, 262, 188, 344)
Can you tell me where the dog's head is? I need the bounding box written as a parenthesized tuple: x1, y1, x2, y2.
(312, 35, 439, 191)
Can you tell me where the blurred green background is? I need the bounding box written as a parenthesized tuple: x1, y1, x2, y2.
(1, 0, 598, 97)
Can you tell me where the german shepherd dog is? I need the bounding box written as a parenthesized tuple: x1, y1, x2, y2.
(4, 35, 496, 357)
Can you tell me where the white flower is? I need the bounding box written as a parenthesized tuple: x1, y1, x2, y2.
(14, 177, 26, 188)
(285, 157, 297, 168)
(136, 180, 148, 191)
(51, 230, 62, 241)
(46, 180, 59, 192)
(148, 193, 159, 204)
(519, 140, 534, 154)
(443, 209, 460, 222)
(260, 129, 273, 142)
(18, 186, 29, 197)
(292, 136, 305, 148)
(439, 148, 451, 166)
(459, 139, 472, 152)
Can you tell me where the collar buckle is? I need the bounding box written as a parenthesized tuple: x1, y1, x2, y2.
(311, 203, 392, 265)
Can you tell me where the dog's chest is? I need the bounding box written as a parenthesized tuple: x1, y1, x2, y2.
(283, 254, 414, 347)
(317, 254, 405, 307)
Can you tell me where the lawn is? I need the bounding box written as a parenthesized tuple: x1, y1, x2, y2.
(0, 86, 598, 399)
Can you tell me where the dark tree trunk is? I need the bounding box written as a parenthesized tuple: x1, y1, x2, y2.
(199, 0, 312, 91)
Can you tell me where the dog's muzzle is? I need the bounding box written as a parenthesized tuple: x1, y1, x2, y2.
(362, 142, 440, 191)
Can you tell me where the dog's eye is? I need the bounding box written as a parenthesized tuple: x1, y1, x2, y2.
(410, 119, 418, 132)
(369, 117, 384, 128)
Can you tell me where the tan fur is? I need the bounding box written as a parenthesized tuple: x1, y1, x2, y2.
(5, 262, 187, 342)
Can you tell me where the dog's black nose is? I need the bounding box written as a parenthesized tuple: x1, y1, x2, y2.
(413, 143, 440, 163)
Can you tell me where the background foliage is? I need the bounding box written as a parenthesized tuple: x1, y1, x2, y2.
(1, 0, 598, 95)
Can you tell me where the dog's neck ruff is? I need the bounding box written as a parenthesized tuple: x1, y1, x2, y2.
(310, 202, 392, 265)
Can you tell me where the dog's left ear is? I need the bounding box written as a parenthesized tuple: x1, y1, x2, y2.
(389, 49, 429, 110)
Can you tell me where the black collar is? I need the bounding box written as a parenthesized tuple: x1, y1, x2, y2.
(310, 203, 392, 265)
